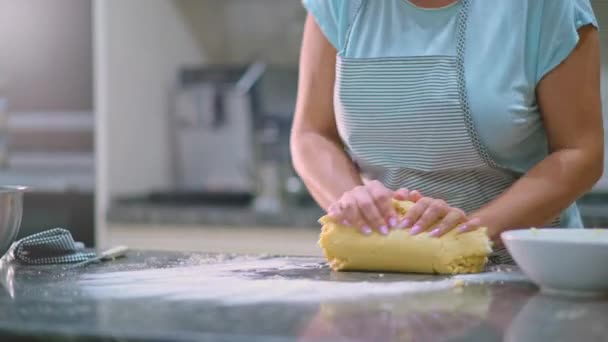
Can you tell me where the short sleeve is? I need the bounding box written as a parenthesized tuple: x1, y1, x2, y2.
(302, 0, 361, 52)
(536, 0, 599, 83)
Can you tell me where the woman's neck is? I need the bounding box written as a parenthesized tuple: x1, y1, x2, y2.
(407, 0, 458, 9)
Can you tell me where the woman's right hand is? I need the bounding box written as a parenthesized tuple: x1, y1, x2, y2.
(326, 180, 421, 235)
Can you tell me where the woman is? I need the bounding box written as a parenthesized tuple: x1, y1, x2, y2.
(290, 0, 603, 245)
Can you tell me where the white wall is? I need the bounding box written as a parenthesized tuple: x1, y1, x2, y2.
(0, 0, 92, 111)
(210, 0, 305, 66)
(176, 0, 306, 66)
(94, 0, 205, 245)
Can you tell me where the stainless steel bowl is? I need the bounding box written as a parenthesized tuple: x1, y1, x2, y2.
(0, 186, 27, 258)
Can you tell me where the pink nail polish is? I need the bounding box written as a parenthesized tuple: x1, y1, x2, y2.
(388, 216, 398, 228)
(399, 219, 410, 229)
(379, 226, 389, 235)
(361, 226, 372, 235)
(410, 225, 422, 235)
(430, 228, 441, 237)
(342, 220, 350, 226)
(457, 225, 468, 233)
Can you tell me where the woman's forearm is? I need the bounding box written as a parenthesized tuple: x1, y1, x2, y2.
(291, 131, 362, 210)
(472, 148, 603, 237)
(291, 16, 360, 211)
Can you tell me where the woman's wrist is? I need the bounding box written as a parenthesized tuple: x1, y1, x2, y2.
(468, 210, 504, 241)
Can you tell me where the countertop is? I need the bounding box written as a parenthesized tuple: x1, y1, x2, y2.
(1, 251, 607, 342)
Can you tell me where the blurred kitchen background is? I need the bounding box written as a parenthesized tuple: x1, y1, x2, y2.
(1, 0, 608, 256)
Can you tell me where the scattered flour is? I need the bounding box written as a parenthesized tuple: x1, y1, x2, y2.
(77, 258, 528, 305)
(453, 279, 465, 288)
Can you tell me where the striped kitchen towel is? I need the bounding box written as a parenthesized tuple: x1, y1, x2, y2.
(488, 247, 516, 266)
(7, 228, 96, 265)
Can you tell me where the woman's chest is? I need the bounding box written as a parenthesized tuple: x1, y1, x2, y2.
(336, 0, 547, 172)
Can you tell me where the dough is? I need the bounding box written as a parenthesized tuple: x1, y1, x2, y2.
(318, 200, 492, 274)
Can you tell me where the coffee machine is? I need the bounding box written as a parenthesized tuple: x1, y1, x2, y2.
(168, 63, 265, 205)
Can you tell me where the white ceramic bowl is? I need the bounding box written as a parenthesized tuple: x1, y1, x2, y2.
(501, 229, 608, 297)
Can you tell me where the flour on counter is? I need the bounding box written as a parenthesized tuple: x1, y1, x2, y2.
(77, 257, 529, 305)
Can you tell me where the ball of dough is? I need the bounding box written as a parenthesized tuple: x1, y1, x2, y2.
(318, 200, 492, 274)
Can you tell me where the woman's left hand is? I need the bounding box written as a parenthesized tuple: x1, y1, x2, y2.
(403, 196, 482, 237)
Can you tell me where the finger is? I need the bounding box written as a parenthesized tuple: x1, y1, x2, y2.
(340, 195, 372, 235)
(430, 209, 467, 237)
(328, 202, 351, 226)
(409, 190, 423, 202)
(327, 202, 342, 220)
(353, 187, 389, 235)
(367, 181, 398, 228)
(393, 188, 410, 201)
(401, 197, 432, 232)
(456, 217, 482, 234)
(412, 199, 448, 235)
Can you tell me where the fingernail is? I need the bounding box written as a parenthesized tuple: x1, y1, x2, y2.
(457, 225, 468, 233)
(361, 226, 372, 235)
(410, 225, 422, 235)
(398, 219, 410, 229)
(379, 226, 389, 235)
(342, 220, 350, 226)
(430, 228, 441, 237)
(388, 216, 398, 228)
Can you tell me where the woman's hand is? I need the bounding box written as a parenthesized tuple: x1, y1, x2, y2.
(327, 180, 421, 235)
(404, 197, 481, 237)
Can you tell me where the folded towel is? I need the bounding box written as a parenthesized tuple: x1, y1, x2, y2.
(7, 228, 97, 265)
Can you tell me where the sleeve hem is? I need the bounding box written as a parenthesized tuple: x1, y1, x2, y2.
(535, 19, 598, 85)
(302, 0, 341, 51)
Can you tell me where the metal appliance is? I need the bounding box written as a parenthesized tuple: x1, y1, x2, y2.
(169, 63, 265, 203)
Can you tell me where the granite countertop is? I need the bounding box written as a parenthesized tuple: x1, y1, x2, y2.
(0, 250, 607, 341)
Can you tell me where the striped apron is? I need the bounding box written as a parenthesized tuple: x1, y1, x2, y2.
(334, 0, 553, 264)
